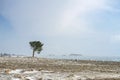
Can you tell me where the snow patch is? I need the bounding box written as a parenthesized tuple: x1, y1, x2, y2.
(9, 69, 23, 74)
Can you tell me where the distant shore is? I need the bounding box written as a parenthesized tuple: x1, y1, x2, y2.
(0, 57, 120, 80)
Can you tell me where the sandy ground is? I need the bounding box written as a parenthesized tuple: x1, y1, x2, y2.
(0, 57, 120, 80)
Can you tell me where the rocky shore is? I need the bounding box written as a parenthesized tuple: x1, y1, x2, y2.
(0, 57, 120, 80)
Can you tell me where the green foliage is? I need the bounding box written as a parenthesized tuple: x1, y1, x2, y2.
(29, 41, 43, 57)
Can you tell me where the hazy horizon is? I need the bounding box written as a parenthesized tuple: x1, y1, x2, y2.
(1, 0, 120, 57)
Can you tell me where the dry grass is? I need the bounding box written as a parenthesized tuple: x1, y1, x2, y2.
(0, 57, 120, 80)
(0, 57, 120, 73)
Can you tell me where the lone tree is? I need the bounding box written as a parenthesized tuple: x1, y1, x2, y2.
(29, 41, 43, 57)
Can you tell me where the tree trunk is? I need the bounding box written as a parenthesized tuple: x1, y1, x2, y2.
(32, 50, 35, 57)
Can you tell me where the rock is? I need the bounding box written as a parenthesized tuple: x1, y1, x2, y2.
(37, 77, 42, 80)
(14, 74, 22, 78)
(4, 69, 11, 74)
(38, 68, 43, 71)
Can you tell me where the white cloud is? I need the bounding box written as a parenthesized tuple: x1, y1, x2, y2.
(56, 0, 110, 35)
(1, 0, 60, 36)
(1, 0, 118, 36)
(111, 34, 120, 43)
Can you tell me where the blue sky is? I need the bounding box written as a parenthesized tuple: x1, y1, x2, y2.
(0, 0, 120, 56)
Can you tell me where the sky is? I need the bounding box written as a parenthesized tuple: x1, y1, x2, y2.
(0, 0, 120, 56)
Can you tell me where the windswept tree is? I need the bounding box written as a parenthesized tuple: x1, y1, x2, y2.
(29, 41, 43, 57)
